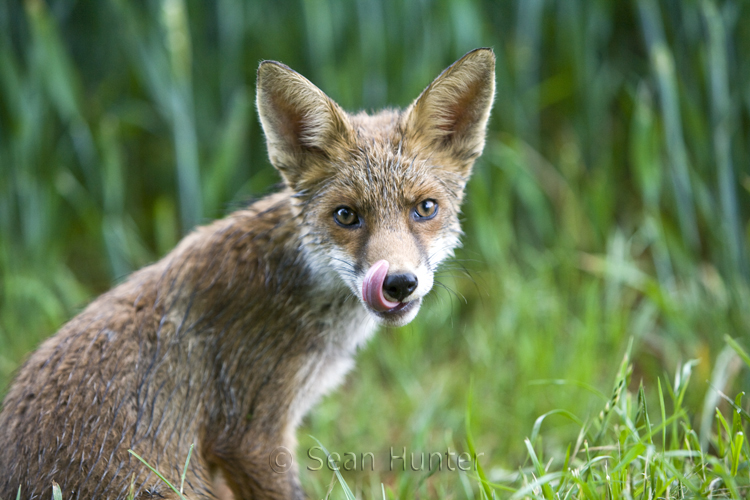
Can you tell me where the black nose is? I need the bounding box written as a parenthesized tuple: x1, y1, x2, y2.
(383, 273, 418, 302)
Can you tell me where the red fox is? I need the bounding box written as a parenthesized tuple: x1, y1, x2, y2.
(0, 48, 495, 500)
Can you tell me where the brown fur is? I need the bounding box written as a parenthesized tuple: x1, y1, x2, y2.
(0, 49, 495, 499)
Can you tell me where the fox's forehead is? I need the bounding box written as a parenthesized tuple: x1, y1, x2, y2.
(320, 147, 456, 217)
(348, 109, 402, 144)
(306, 110, 465, 213)
(345, 109, 466, 187)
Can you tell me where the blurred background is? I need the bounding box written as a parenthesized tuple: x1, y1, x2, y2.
(1, 0, 749, 497)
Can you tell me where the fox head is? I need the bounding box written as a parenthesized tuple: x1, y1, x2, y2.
(256, 49, 495, 327)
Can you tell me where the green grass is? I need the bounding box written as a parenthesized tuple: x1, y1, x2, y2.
(1, 0, 750, 498)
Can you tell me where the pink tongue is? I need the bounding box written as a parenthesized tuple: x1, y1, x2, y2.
(362, 260, 400, 312)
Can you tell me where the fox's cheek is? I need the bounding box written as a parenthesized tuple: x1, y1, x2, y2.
(328, 227, 367, 264)
(425, 232, 461, 269)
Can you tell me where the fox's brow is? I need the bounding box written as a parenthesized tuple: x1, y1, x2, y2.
(361, 148, 374, 186)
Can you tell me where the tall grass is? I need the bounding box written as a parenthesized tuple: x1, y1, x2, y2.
(1, 0, 749, 497)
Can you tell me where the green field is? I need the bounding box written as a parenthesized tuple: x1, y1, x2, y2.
(1, 0, 749, 498)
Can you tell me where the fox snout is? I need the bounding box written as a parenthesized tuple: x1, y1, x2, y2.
(383, 272, 418, 301)
(360, 259, 433, 327)
(362, 260, 418, 308)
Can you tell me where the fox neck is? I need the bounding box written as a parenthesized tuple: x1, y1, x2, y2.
(148, 191, 375, 438)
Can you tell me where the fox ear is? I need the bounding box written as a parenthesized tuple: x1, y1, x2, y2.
(403, 48, 495, 172)
(256, 61, 354, 189)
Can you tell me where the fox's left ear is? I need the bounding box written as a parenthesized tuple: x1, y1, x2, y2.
(403, 48, 495, 173)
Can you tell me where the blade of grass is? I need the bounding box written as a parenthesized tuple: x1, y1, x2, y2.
(180, 443, 194, 495)
(309, 436, 356, 500)
(128, 449, 186, 500)
(523, 438, 554, 499)
(637, 0, 699, 249)
(724, 335, 750, 368)
(466, 380, 493, 499)
(52, 482, 62, 500)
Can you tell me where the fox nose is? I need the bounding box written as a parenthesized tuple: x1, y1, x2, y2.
(383, 273, 418, 302)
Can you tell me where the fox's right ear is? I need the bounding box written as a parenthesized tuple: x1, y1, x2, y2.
(256, 61, 354, 190)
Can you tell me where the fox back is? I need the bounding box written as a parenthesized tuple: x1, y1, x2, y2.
(0, 49, 495, 500)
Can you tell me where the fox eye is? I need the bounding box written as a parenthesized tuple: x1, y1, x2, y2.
(333, 206, 360, 227)
(414, 199, 438, 220)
